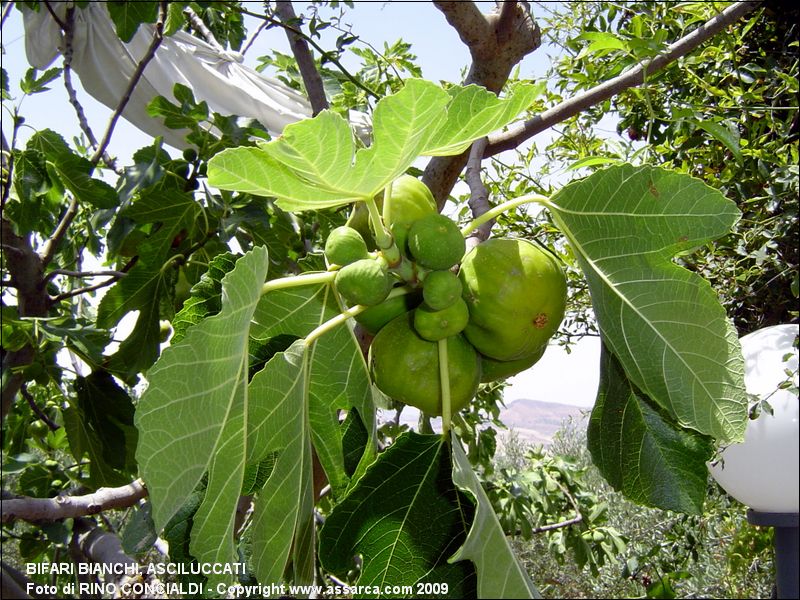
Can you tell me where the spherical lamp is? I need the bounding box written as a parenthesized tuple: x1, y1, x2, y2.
(709, 324, 799, 599)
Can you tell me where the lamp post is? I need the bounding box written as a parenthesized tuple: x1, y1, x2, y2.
(709, 324, 799, 599)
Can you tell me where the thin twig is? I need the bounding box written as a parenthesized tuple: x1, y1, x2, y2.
(20, 383, 60, 431)
(275, 1, 329, 115)
(0, 1, 15, 30)
(61, 6, 117, 171)
(1, 480, 147, 524)
(242, 19, 268, 55)
(90, 2, 167, 166)
(485, 1, 761, 156)
(38, 197, 78, 268)
(42, 0, 67, 31)
(530, 478, 583, 534)
(50, 274, 125, 303)
(45, 269, 128, 282)
(235, 4, 381, 101)
(40, 3, 166, 267)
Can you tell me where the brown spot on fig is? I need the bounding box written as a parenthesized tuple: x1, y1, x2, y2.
(533, 313, 549, 328)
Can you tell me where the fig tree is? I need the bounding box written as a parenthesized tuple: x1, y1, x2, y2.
(335, 258, 392, 306)
(422, 270, 462, 310)
(413, 298, 469, 341)
(370, 313, 481, 416)
(325, 226, 370, 266)
(460, 238, 566, 361)
(407, 213, 465, 270)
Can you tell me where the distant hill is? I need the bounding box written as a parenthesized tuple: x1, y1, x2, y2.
(498, 398, 588, 445)
(386, 398, 588, 446)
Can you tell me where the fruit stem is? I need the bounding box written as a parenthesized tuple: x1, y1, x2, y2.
(304, 303, 368, 347)
(460, 194, 550, 237)
(438, 337, 452, 437)
(261, 271, 337, 296)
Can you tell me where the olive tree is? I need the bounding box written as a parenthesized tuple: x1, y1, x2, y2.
(2, 1, 794, 598)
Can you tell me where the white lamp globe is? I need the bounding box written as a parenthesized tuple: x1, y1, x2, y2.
(709, 324, 799, 513)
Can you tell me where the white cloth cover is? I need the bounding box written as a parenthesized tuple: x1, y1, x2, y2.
(22, 3, 370, 149)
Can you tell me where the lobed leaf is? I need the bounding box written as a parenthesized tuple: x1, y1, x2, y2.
(546, 165, 747, 441)
(208, 79, 536, 211)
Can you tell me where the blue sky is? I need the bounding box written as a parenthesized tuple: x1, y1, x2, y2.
(2, 2, 600, 407)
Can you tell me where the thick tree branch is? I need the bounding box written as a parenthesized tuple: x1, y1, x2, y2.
(423, 1, 541, 207)
(1, 219, 50, 421)
(275, 1, 329, 115)
(1, 480, 147, 524)
(485, 0, 761, 156)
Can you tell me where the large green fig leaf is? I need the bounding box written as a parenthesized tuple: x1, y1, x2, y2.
(208, 79, 536, 211)
(135, 247, 270, 586)
(251, 284, 377, 496)
(423, 82, 543, 156)
(319, 432, 477, 598)
(246, 340, 316, 585)
(587, 345, 715, 513)
(137, 250, 377, 588)
(545, 165, 746, 441)
(450, 435, 541, 599)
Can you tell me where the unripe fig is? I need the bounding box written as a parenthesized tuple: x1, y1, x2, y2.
(460, 238, 566, 361)
(335, 258, 391, 306)
(325, 226, 370, 266)
(370, 313, 481, 416)
(355, 291, 422, 334)
(408, 213, 465, 270)
(422, 270, 463, 311)
(413, 298, 469, 341)
(384, 175, 437, 254)
(480, 345, 546, 383)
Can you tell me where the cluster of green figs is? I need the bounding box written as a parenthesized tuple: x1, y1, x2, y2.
(324, 176, 567, 416)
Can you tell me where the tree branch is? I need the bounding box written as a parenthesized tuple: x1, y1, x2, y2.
(184, 6, 222, 49)
(49, 274, 124, 303)
(275, 2, 330, 115)
(1, 2, 16, 30)
(1, 561, 36, 600)
(45, 269, 128, 281)
(423, 1, 541, 207)
(1, 218, 50, 422)
(61, 7, 118, 173)
(235, 4, 380, 101)
(21, 383, 59, 431)
(464, 137, 493, 245)
(1, 480, 147, 524)
(90, 2, 167, 166)
(485, 0, 761, 156)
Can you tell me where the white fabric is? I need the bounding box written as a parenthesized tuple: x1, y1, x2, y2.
(22, 3, 370, 149)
